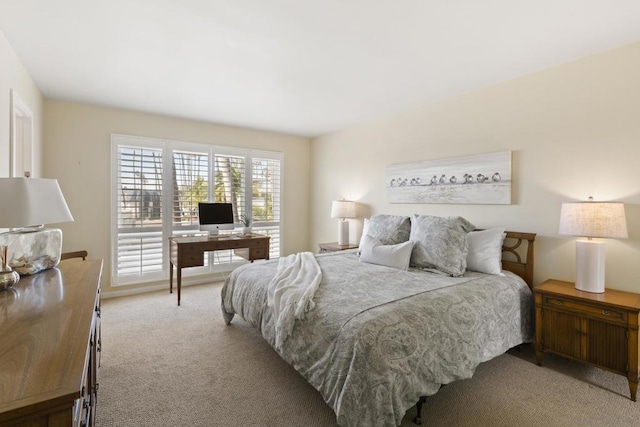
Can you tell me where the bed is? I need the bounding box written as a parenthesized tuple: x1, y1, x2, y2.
(221, 215, 536, 427)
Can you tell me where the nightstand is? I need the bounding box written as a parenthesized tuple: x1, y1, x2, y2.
(318, 242, 359, 253)
(534, 279, 640, 401)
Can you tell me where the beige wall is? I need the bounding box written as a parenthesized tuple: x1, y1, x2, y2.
(44, 100, 311, 294)
(311, 42, 640, 292)
(0, 30, 43, 178)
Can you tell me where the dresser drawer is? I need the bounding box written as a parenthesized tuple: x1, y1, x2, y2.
(543, 295, 627, 324)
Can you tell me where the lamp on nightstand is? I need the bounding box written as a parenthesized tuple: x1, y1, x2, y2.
(559, 197, 628, 293)
(331, 200, 356, 246)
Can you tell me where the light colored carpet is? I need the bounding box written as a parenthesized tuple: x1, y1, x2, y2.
(96, 282, 640, 427)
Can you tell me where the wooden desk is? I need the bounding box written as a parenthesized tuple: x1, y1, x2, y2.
(0, 259, 103, 427)
(169, 234, 270, 305)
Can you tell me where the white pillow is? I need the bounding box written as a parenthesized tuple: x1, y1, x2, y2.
(358, 218, 370, 251)
(359, 234, 414, 270)
(466, 228, 506, 275)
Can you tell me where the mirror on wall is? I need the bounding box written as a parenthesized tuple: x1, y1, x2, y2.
(10, 89, 33, 178)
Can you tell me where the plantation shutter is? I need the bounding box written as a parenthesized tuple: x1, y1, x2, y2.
(115, 144, 164, 281)
(211, 153, 246, 264)
(172, 150, 209, 230)
(252, 155, 281, 259)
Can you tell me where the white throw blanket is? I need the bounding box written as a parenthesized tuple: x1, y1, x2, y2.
(267, 251, 322, 349)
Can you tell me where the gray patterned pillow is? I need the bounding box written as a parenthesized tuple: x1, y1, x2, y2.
(409, 214, 475, 276)
(362, 214, 411, 246)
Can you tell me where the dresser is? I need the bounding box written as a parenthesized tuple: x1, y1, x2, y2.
(0, 258, 103, 426)
(534, 279, 640, 401)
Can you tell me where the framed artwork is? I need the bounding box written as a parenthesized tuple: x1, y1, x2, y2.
(387, 151, 512, 204)
(10, 89, 34, 178)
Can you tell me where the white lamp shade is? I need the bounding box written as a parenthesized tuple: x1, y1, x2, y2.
(559, 202, 627, 239)
(331, 200, 356, 219)
(0, 178, 74, 228)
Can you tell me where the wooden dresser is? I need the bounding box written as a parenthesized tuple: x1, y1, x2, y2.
(0, 258, 103, 426)
(534, 279, 640, 401)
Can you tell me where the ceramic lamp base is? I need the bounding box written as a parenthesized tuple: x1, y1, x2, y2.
(338, 220, 349, 245)
(575, 238, 605, 293)
(0, 228, 63, 276)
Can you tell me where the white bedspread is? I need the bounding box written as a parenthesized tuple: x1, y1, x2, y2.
(267, 251, 322, 349)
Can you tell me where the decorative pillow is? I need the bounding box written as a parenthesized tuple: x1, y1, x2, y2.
(359, 234, 414, 270)
(409, 214, 475, 276)
(358, 214, 411, 249)
(466, 228, 506, 275)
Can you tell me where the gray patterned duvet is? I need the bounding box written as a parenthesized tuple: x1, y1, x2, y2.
(221, 250, 533, 426)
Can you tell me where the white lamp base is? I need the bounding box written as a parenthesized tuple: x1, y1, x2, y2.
(575, 238, 605, 293)
(338, 220, 349, 245)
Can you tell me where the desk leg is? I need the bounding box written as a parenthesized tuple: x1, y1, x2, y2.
(169, 261, 173, 294)
(177, 267, 182, 306)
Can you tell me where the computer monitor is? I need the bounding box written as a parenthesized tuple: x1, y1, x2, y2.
(198, 202, 235, 235)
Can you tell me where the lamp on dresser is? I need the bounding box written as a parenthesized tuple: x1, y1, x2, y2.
(559, 197, 628, 293)
(0, 178, 74, 282)
(331, 199, 357, 246)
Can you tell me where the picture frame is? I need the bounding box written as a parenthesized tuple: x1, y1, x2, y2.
(387, 151, 512, 204)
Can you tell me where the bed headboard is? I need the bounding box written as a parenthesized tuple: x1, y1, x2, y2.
(501, 231, 536, 288)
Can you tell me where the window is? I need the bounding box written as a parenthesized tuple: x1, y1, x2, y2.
(111, 134, 282, 285)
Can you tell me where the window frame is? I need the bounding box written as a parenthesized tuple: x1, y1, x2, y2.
(110, 134, 283, 286)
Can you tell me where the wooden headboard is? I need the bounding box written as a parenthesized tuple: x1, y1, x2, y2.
(501, 231, 536, 288)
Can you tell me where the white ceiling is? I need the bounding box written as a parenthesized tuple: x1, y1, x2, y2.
(2, 1, 640, 138)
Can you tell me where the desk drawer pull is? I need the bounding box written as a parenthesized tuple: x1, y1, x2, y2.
(555, 300, 563, 306)
(603, 310, 611, 315)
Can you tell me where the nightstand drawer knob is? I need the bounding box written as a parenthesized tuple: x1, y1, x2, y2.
(603, 310, 611, 315)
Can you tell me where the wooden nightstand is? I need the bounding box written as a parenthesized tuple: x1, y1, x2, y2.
(318, 242, 359, 253)
(534, 279, 640, 401)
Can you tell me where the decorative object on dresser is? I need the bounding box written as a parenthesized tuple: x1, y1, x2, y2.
(534, 279, 640, 401)
(0, 245, 20, 290)
(559, 197, 628, 293)
(0, 178, 74, 277)
(0, 258, 103, 426)
(330, 199, 357, 245)
(318, 242, 359, 253)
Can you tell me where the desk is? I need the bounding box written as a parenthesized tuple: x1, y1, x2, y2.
(169, 234, 270, 305)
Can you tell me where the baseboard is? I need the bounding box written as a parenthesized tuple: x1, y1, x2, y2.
(102, 271, 230, 299)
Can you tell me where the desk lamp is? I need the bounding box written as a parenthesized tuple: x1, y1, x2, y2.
(559, 197, 627, 293)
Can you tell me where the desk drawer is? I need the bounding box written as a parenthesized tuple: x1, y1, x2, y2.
(543, 295, 627, 324)
(179, 250, 204, 268)
(250, 247, 267, 259)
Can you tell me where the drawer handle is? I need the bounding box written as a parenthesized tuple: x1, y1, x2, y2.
(603, 310, 611, 315)
(555, 300, 563, 306)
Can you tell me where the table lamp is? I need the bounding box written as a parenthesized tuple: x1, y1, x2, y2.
(331, 200, 356, 246)
(559, 197, 628, 293)
(0, 178, 74, 283)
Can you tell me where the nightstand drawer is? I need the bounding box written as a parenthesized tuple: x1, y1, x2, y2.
(543, 295, 627, 324)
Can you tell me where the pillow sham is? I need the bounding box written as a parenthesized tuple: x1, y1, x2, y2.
(359, 234, 414, 270)
(409, 214, 475, 276)
(466, 228, 506, 275)
(358, 214, 411, 249)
